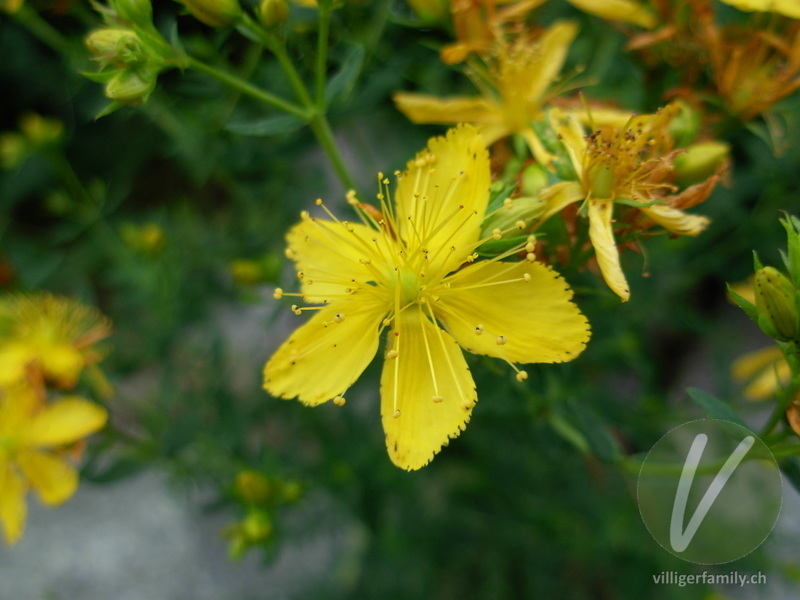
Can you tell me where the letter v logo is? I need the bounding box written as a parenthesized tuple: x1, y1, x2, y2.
(669, 433, 755, 552)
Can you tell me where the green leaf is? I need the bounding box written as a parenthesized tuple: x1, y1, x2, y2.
(561, 397, 621, 463)
(686, 387, 747, 428)
(325, 45, 365, 108)
(226, 114, 305, 136)
(726, 282, 759, 321)
(476, 236, 528, 257)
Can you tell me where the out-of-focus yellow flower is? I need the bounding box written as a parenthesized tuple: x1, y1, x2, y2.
(119, 222, 166, 255)
(396, 23, 629, 163)
(705, 21, 800, 121)
(539, 106, 712, 301)
(565, 0, 655, 28)
(732, 346, 790, 400)
(180, 0, 242, 28)
(0, 384, 107, 545)
(264, 125, 590, 470)
(0, 0, 23, 14)
(0, 294, 111, 389)
(718, 0, 800, 19)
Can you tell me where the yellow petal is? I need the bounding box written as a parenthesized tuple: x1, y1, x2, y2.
(588, 199, 630, 301)
(717, 0, 800, 18)
(732, 346, 789, 401)
(392, 92, 501, 126)
(264, 301, 385, 405)
(16, 449, 78, 506)
(395, 125, 491, 274)
(381, 307, 476, 470)
(286, 219, 382, 304)
(435, 261, 590, 363)
(550, 110, 588, 176)
(24, 396, 107, 447)
(0, 460, 27, 545)
(40, 344, 84, 387)
(0, 344, 34, 387)
(567, 0, 656, 28)
(525, 21, 579, 107)
(638, 203, 710, 236)
(538, 181, 585, 224)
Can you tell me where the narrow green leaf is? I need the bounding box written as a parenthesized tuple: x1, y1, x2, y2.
(686, 387, 748, 428)
(226, 114, 305, 136)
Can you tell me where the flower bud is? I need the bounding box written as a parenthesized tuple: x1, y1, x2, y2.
(19, 113, 64, 147)
(235, 470, 272, 505)
(407, 0, 448, 23)
(667, 99, 700, 147)
(520, 163, 549, 197)
(0, 133, 29, 170)
(86, 29, 144, 67)
(754, 266, 799, 342)
(241, 510, 273, 542)
(0, 0, 23, 14)
(111, 0, 153, 29)
(181, 0, 242, 28)
(481, 196, 546, 238)
(673, 141, 730, 187)
(105, 68, 156, 104)
(259, 0, 289, 27)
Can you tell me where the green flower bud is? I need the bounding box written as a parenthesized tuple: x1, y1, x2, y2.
(407, 0, 448, 23)
(111, 0, 153, 29)
(234, 470, 273, 504)
(0, 133, 29, 170)
(259, 0, 289, 27)
(86, 29, 144, 67)
(241, 510, 273, 543)
(105, 68, 156, 104)
(19, 113, 63, 147)
(181, 0, 242, 28)
(667, 99, 700, 148)
(481, 196, 546, 239)
(754, 266, 799, 342)
(673, 141, 729, 187)
(520, 163, 549, 197)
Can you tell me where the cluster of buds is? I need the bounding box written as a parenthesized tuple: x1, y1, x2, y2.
(0, 113, 64, 170)
(222, 469, 303, 560)
(730, 215, 800, 345)
(178, 0, 289, 29)
(84, 0, 176, 109)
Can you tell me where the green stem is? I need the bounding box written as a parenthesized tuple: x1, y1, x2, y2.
(315, 2, 332, 110)
(309, 115, 356, 192)
(184, 56, 309, 121)
(14, 4, 74, 56)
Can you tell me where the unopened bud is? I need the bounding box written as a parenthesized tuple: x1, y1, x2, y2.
(674, 141, 729, 187)
(667, 99, 700, 147)
(181, 0, 242, 28)
(0, 133, 28, 170)
(259, 0, 289, 27)
(407, 0, 448, 23)
(754, 266, 799, 342)
(86, 29, 144, 67)
(241, 510, 273, 542)
(111, 0, 153, 29)
(105, 68, 156, 103)
(520, 163, 549, 197)
(19, 113, 64, 147)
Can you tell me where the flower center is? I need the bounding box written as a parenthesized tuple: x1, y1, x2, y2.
(397, 268, 422, 305)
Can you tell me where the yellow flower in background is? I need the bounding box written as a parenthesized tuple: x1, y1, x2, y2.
(0, 384, 108, 544)
(264, 125, 590, 470)
(396, 22, 629, 164)
(732, 346, 789, 401)
(0, 0, 23, 14)
(0, 293, 111, 389)
(718, 0, 800, 19)
(539, 106, 711, 301)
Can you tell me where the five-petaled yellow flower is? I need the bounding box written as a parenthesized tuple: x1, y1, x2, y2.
(263, 125, 590, 470)
(539, 106, 711, 302)
(0, 293, 111, 389)
(0, 383, 107, 544)
(394, 22, 631, 165)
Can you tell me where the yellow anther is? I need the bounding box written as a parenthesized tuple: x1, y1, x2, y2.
(525, 242, 535, 253)
(273, 288, 284, 299)
(315, 198, 323, 206)
(333, 396, 346, 406)
(516, 220, 526, 230)
(291, 305, 302, 315)
(297, 271, 305, 279)
(432, 395, 444, 403)
(526, 253, 535, 262)
(386, 350, 398, 359)
(496, 335, 507, 345)
(334, 313, 345, 323)
(523, 273, 531, 283)
(475, 324, 484, 335)
(492, 228, 502, 240)
(516, 371, 528, 382)
(300, 210, 310, 220)
(393, 410, 401, 419)
(504, 198, 513, 208)
(285, 248, 295, 259)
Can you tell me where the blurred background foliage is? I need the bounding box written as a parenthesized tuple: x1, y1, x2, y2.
(1, 0, 799, 598)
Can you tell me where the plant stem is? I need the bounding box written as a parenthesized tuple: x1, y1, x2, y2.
(309, 115, 356, 191)
(184, 56, 309, 121)
(315, 2, 333, 110)
(14, 4, 74, 57)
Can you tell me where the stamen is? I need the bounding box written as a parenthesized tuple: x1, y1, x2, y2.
(333, 396, 346, 406)
(496, 335, 507, 345)
(273, 288, 283, 299)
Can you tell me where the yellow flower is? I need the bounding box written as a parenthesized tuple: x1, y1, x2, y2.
(539, 106, 711, 301)
(732, 346, 790, 401)
(0, 0, 23, 14)
(0, 293, 111, 389)
(0, 384, 107, 544)
(718, 0, 800, 19)
(264, 125, 590, 470)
